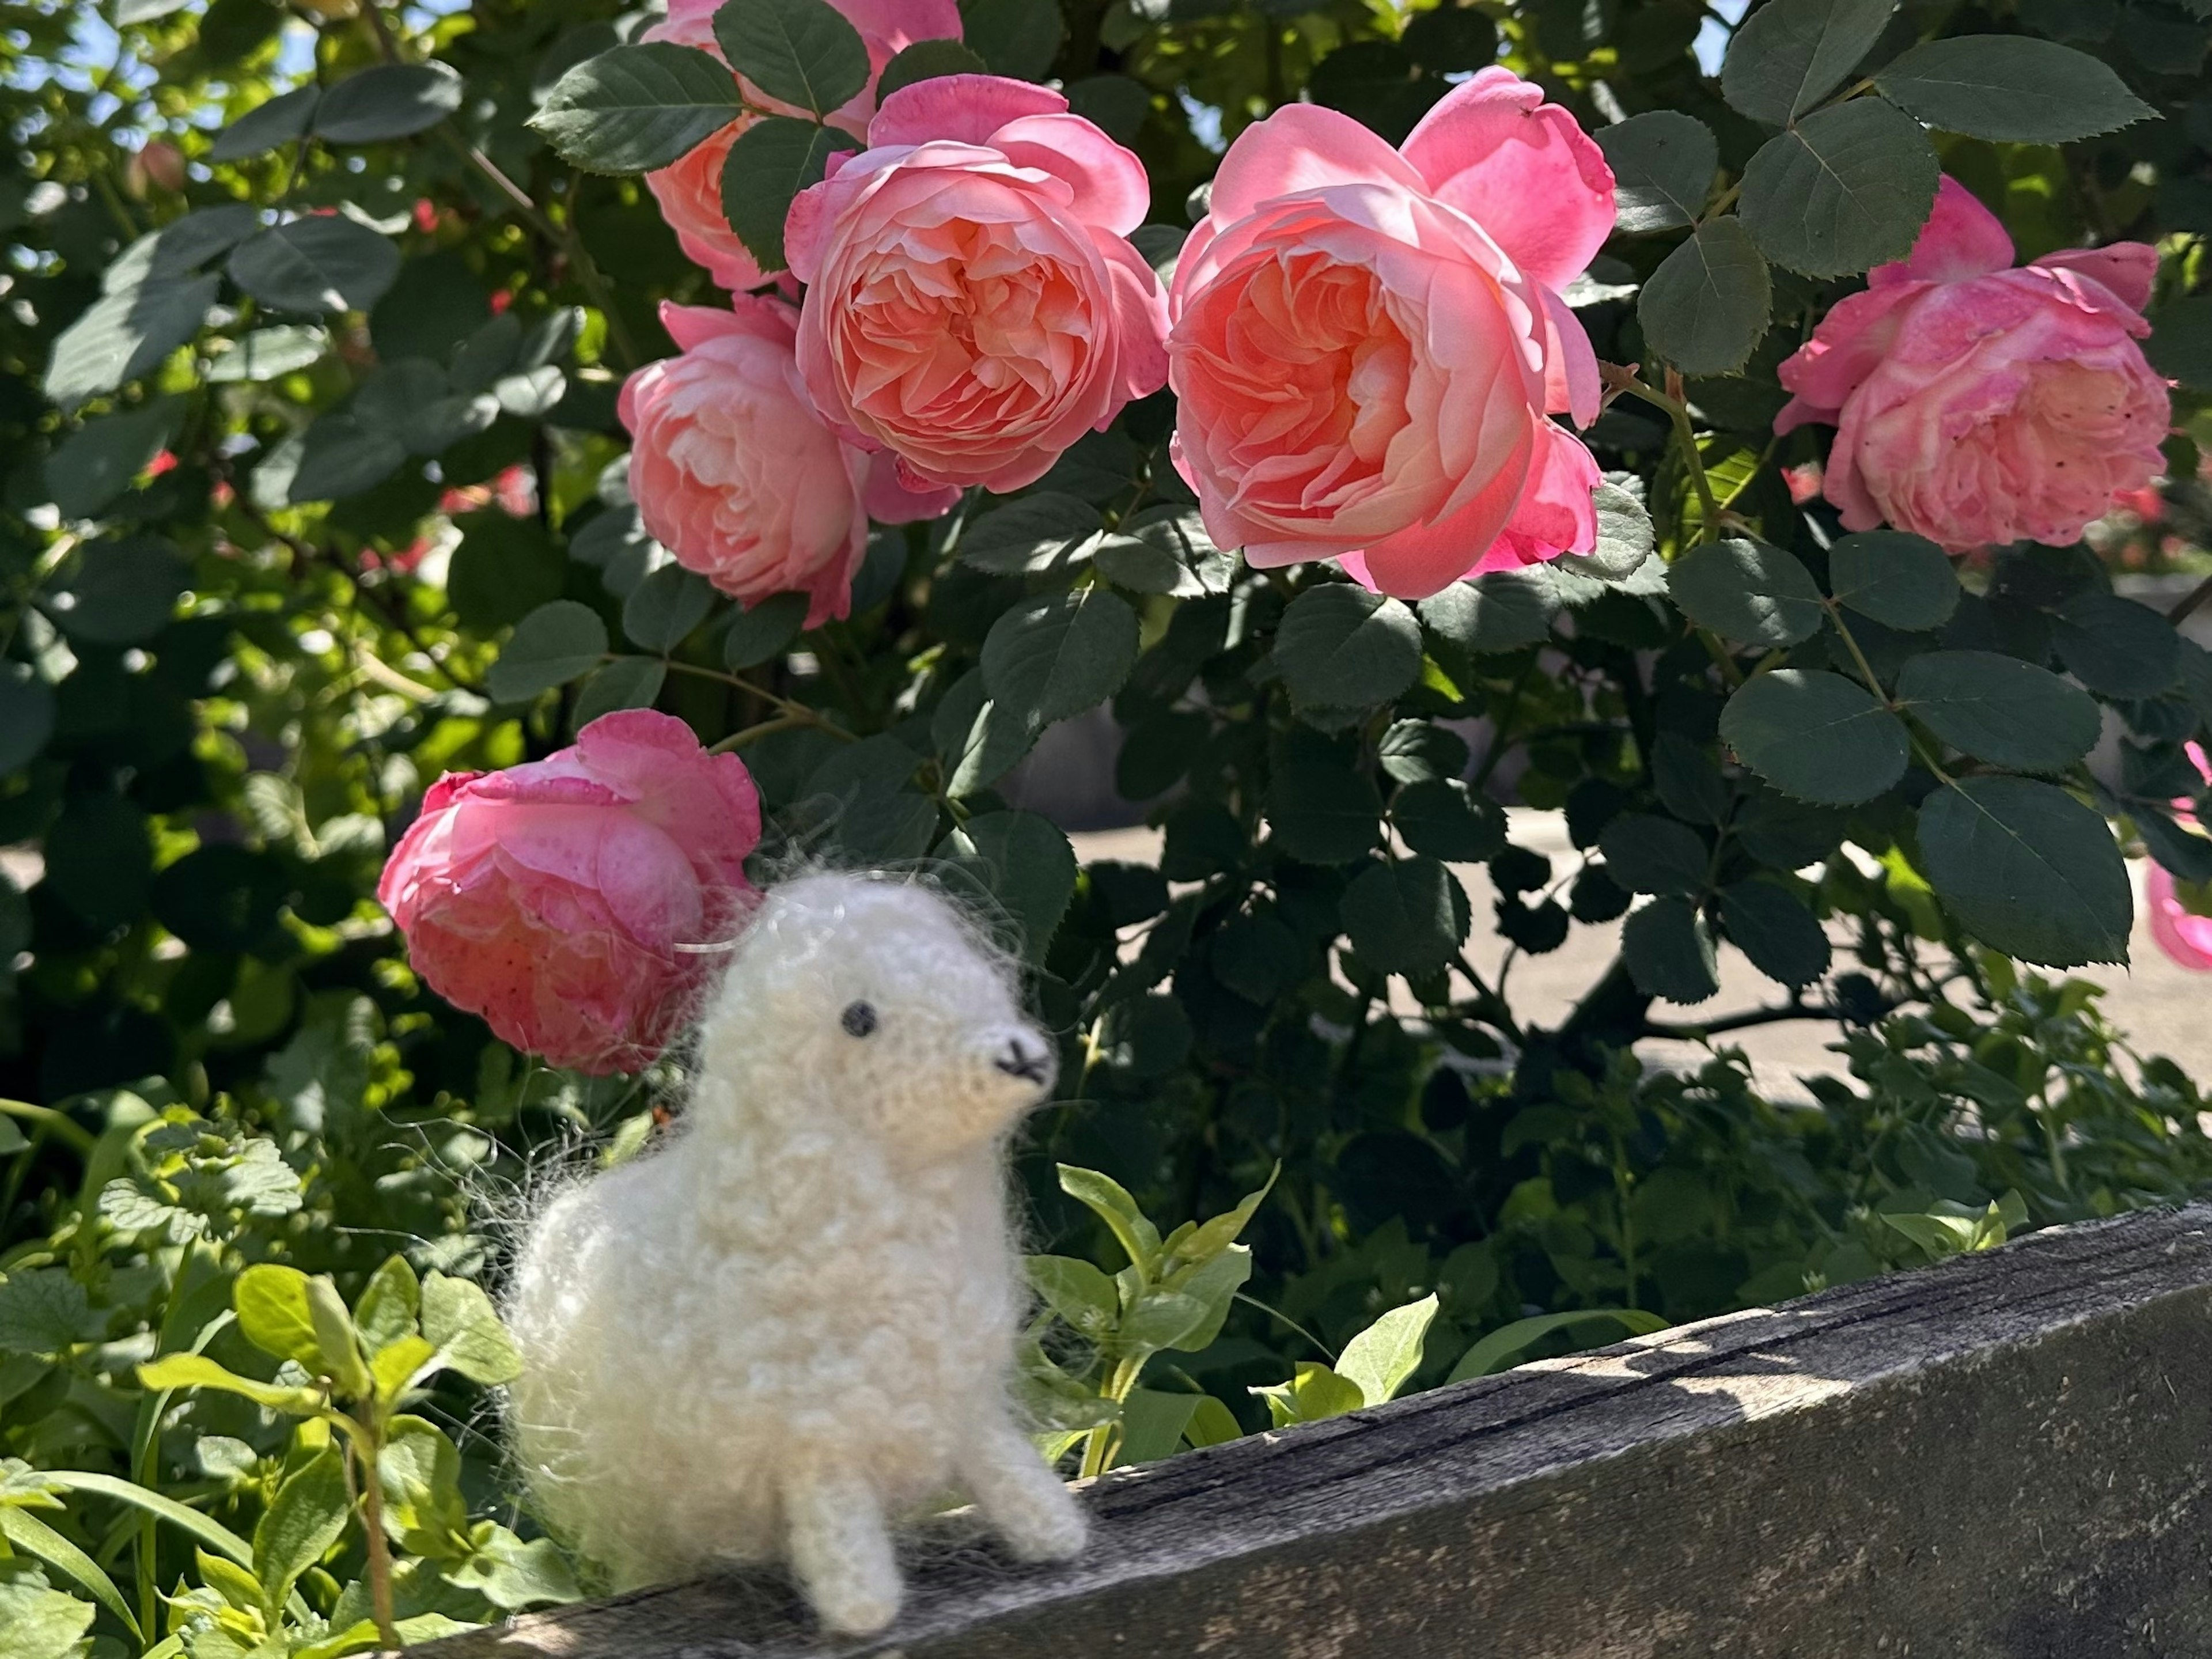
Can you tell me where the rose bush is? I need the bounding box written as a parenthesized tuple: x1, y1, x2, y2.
(6, 0, 2212, 1647)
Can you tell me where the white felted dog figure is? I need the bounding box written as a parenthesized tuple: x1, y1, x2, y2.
(503, 872, 1086, 1634)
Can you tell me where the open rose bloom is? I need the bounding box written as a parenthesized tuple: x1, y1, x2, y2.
(2147, 743, 2212, 973)
(786, 75, 1171, 494)
(377, 711, 762, 1074)
(1777, 177, 2171, 553)
(620, 296, 955, 626)
(1166, 70, 1615, 600)
(643, 0, 962, 292)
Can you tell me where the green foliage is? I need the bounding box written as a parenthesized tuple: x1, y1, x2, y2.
(2, 0, 2209, 1643)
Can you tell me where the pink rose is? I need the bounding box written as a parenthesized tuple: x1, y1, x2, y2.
(620, 296, 956, 627)
(377, 711, 762, 1074)
(643, 0, 963, 291)
(785, 75, 1171, 494)
(1165, 70, 1615, 600)
(1776, 177, 2171, 554)
(2147, 742, 2212, 972)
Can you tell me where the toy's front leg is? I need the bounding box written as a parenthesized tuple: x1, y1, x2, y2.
(960, 1417, 1088, 1562)
(782, 1461, 902, 1635)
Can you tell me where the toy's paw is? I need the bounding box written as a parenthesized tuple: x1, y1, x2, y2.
(1002, 1490, 1088, 1563)
(812, 1573, 902, 1637)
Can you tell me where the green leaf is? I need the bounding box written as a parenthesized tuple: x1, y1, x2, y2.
(1114, 1389, 1205, 1467)
(0, 669, 54, 775)
(530, 42, 742, 173)
(44, 273, 217, 411)
(1599, 813, 1711, 897)
(1026, 1255, 1119, 1339)
(876, 37, 990, 101)
(1893, 651, 2101, 772)
(1916, 777, 2130, 967)
(1335, 1293, 1438, 1407)
(1826, 531, 1957, 631)
(1738, 100, 1940, 277)
(1719, 878, 1831, 988)
(445, 1527, 583, 1612)
(1418, 570, 1558, 656)
(448, 515, 564, 630)
(1623, 896, 1721, 1003)
(1445, 1308, 1669, 1382)
(1596, 111, 1718, 233)
(490, 601, 611, 704)
(1378, 720, 1471, 785)
(0, 1570, 94, 1659)
(2051, 592, 2180, 700)
(956, 494, 1104, 575)
(957, 0, 1066, 78)
(1266, 760, 1384, 865)
(1668, 536, 1824, 646)
(571, 657, 666, 729)
(723, 592, 810, 669)
(1722, 0, 1897, 123)
(719, 116, 862, 273)
(305, 1275, 370, 1399)
(937, 810, 1078, 961)
(314, 61, 465, 143)
(44, 535, 187, 645)
(0, 1268, 99, 1356)
(1274, 584, 1423, 711)
(204, 324, 329, 383)
(981, 586, 1140, 736)
(621, 565, 715, 653)
(1252, 1361, 1368, 1427)
(354, 1256, 422, 1356)
(2147, 294, 2212, 391)
(1393, 777, 1506, 862)
(233, 1263, 321, 1369)
(0, 1508, 138, 1639)
(1638, 217, 1772, 375)
(714, 0, 871, 116)
(1056, 1165, 1161, 1273)
(1653, 732, 1731, 827)
(421, 1272, 522, 1385)
(134, 1354, 326, 1415)
(1164, 1166, 1277, 1268)
(1721, 669, 1910, 805)
(274, 411, 407, 504)
(378, 1416, 470, 1559)
(1585, 481, 1658, 574)
(256, 1449, 349, 1616)
(46, 399, 179, 520)
(209, 83, 321, 162)
(228, 216, 402, 314)
(1872, 36, 2154, 142)
(1339, 857, 1469, 977)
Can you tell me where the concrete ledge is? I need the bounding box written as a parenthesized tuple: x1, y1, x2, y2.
(421, 1205, 2212, 1658)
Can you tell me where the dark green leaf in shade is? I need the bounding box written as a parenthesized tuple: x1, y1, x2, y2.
(2147, 295, 2212, 391)
(1872, 36, 2154, 142)
(448, 516, 565, 631)
(981, 586, 1141, 734)
(1596, 111, 1719, 233)
(2133, 803, 2212, 884)
(45, 275, 219, 410)
(1392, 778, 1506, 862)
(956, 0, 1066, 79)
(1599, 813, 1712, 897)
(876, 37, 988, 102)
(719, 116, 862, 273)
(1722, 0, 1897, 123)
(937, 810, 1079, 961)
(529, 43, 742, 173)
(570, 657, 666, 730)
(2051, 592, 2180, 699)
(713, 0, 871, 116)
(1668, 536, 1824, 646)
(43, 793, 152, 934)
(1653, 731, 1732, 825)
(43, 536, 187, 645)
(228, 216, 402, 314)
(1378, 720, 1470, 785)
(1418, 570, 1558, 656)
(1638, 218, 1772, 375)
(1916, 777, 2131, 966)
(1720, 669, 1911, 805)
(46, 400, 180, 521)
(313, 62, 465, 143)
(723, 592, 810, 669)
(1827, 531, 1959, 631)
(957, 494, 1103, 574)
(1893, 651, 2101, 772)
(621, 565, 715, 653)
(1623, 896, 1722, 1004)
(1267, 762, 1385, 865)
(0, 668, 55, 775)
(489, 601, 609, 704)
(1738, 101, 1940, 276)
(210, 84, 321, 161)
(1274, 584, 1424, 710)
(1719, 878, 1831, 987)
(1339, 857, 1470, 977)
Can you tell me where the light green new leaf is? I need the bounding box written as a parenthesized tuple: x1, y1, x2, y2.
(232, 1263, 320, 1370)
(353, 1255, 422, 1355)
(421, 1273, 522, 1385)
(1252, 1362, 1367, 1427)
(255, 1450, 350, 1615)
(0, 1506, 139, 1638)
(1025, 1255, 1119, 1339)
(1058, 1165, 1162, 1273)
(1336, 1293, 1440, 1407)
(135, 1353, 325, 1416)
(1446, 1308, 1671, 1382)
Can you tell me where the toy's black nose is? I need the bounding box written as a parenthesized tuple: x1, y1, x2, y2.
(994, 1037, 1051, 1084)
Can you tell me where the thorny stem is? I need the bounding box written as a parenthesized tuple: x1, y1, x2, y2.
(1605, 367, 1724, 536)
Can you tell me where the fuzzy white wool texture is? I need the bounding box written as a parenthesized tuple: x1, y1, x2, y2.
(502, 872, 1086, 1635)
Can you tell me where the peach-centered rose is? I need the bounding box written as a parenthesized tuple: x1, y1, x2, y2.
(643, 0, 962, 292)
(620, 296, 956, 626)
(1776, 177, 2171, 554)
(1165, 70, 1615, 601)
(785, 74, 1171, 495)
(2147, 741, 2212, 972)
(377, 711, 762, 1074)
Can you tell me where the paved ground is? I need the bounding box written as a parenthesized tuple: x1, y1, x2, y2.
(1070, 812, 2212, 1098)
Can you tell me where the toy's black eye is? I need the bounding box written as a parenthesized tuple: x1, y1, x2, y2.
(840, 1001, 878, 1038)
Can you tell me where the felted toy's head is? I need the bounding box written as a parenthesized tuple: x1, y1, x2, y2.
(694, 872, 1056, 1161)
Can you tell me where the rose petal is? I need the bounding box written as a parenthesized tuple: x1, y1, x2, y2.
(1875, 175, 2013, 287)
(991, 113, 1153, 236)
(2031, 244, 2158, 314)
(1206, 103, 1429, 224)
(868, 73, 1066, 148)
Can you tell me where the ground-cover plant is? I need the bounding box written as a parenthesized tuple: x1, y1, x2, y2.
(5, 0, 2212, 1647)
